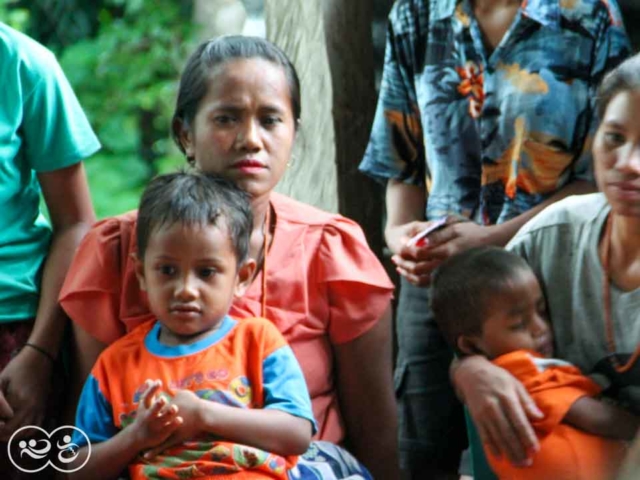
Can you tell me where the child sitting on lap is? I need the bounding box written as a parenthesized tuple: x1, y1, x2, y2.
(71, 171, 315, 479)
(431, 246, 639, 480)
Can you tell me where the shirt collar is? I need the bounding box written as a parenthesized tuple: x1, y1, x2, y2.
(431, 0, 458, 22)
(431, 0, 560, 28)
(521, 0, 560, 28)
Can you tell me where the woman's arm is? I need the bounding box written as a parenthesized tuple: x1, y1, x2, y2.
(451, 355, 543, 466)
(0, 163, 95, 440)
(564, 396, 640, 441)
(65, 324, 108, 424)
(334, 305, 400, 480)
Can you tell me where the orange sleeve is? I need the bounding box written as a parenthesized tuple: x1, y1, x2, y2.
(316, 217, 394, 345)
(494, 351, 602, 437)
(527, 367, 602, 436)
(59, 212, 139, 344)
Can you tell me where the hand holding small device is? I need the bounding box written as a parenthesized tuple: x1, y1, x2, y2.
(406, 217, 447, 248)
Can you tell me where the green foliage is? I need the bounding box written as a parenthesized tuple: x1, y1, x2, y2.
(53, 0, 197, 218)
(0, 0, 29, 30)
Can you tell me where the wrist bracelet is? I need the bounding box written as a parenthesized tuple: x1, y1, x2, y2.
(24, 342, 56, 364)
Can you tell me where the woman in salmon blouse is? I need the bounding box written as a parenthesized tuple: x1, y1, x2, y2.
(60, 36, 398, 479)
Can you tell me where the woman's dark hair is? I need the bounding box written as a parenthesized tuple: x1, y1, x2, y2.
(136, 170, 252, 265)
(171, 35, 301, 158)
(430, 246, 532, 356)
(597, 53, 640, 119)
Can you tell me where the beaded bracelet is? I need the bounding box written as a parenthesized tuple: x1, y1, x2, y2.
(24, 342, 56, 364)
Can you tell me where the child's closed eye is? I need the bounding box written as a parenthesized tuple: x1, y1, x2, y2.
(508, 321, 526, 331)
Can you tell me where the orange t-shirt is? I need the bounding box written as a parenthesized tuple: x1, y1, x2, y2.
(75, 317, 315, 480)
(60, 192, 394, 443)
(487, 350, 628, 480)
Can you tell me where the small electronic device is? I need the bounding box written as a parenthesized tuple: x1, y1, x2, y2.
(406, 217, 447, 248)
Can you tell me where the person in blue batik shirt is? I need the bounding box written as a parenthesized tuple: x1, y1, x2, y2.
(359, 0, 630, 478)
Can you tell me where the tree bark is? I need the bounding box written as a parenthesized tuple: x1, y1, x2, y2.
(264, 0, 338, 213)
(193, 0, 246, 39)
(323, 0, 384, 256)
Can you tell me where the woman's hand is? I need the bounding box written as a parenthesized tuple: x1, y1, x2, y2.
(0, 346, 54, 441)
(452, 355, 543, 466)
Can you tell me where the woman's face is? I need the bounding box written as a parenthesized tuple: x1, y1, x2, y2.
(593, 89, 640, 217)
(181, 58, 296, 200)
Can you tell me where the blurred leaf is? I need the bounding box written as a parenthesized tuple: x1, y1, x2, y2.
(51, 0, 195, 218)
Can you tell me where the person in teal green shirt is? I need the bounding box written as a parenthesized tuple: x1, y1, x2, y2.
(0, 21, 99, 473)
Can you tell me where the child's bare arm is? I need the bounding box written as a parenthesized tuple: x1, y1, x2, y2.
(71, 380, 182, 480)
(198, 398, 313, 455)
(617, 431, 640, 480)
(143, 389, 312, 461)
(564, 396, 639, 441)
(70, 429, 144, 480)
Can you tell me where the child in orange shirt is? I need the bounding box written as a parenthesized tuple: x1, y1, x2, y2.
(70, 171, 316, 480)
(431, 246, 639, 480)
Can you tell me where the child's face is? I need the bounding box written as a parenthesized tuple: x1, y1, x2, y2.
(136, 221, 253, 345)
(469, 269, 553, 359)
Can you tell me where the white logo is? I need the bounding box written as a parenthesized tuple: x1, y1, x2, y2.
(7, 425, 91, 473)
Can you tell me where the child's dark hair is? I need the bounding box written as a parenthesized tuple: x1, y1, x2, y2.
(430, 246, 532, 355)
(172, 35, 301, 160)
(136, 171, 252, 264)
(597, 53, 640, 119)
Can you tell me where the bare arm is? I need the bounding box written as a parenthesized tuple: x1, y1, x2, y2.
(71, 433, 140, 480)
(0, 163, 95, 439)
(72, 381, 182, 480)
(64, 324, 108, 425)
(564, 396, 640, 441)
(334, 305, 400, 480)
(451, 355, 543, 467)
(384, 179, 426, 255)
(144, 389, 312, 459)
(617, 432, 640, 480)
(29, 163, 96, 359)
(438, 179, 595, 248)
(199, 402, 311, 455)
(391, 179, 595, 285)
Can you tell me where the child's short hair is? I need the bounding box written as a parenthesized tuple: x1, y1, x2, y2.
(136, 171, 252, 263)
(430, 246, 532, 355)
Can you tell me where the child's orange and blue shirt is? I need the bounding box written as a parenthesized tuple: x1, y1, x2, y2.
(74, 316, 316, 479)
(487, 350, 627, 480)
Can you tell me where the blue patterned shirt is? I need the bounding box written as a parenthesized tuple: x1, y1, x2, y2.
(360, 0, 630, 224)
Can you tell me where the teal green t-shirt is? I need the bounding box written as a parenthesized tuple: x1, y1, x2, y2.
(0, 23, 100, 322)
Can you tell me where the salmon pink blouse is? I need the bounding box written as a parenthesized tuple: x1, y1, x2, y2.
(60, 192, 394, 444)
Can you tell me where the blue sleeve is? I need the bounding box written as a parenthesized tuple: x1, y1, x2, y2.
(358, 1, 426, 185)
(73, 374, 118, 447)
(262, 346, 317, 434)
(572, 0, 630, 183)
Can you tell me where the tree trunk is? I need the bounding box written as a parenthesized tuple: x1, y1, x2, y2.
(264, 0, 338, 213)
(193, 0, 247, 39)
(323, 0, 384, 257)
